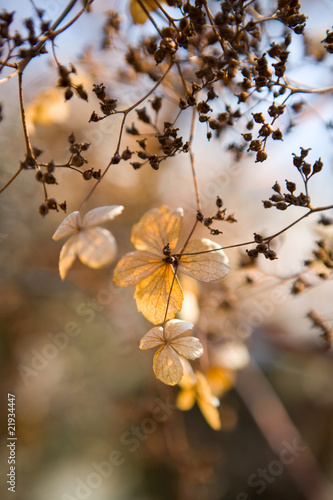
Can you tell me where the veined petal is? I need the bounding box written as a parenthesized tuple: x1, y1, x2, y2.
(113, 251, 162, 287)
(58, 234, 79, 280)
(178, 238, 230, 282)
(172, 336, 203, 360)
(153, 344, 183, 385)
(82, 205, 124, 228)
(134, 264, 183, 325)
(131, 205, 183, 253)
(52, 211, 80, 241)
(164, 319, 193, 342)
(77, 227, 117, 269)
(139, 326, 164, 350)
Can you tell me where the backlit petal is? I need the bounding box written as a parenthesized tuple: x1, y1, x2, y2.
(113, 251, 162, 286)
(176, 388, 196, 411)
(172, 336, 203, 360)
(52, 211, 80, 241)
(196, 371, 221, 430)
(131, 205, 183, 253)
(139, 326, 164, 350)
(58, 234, 78, 280)
(82, 205, 124, 228)
(77, 228, 117, 268)
(178, 238, 230, 282)
(163, 319, 193, 342)
(134, 264, 183, 325)
(153, 345, 183, 385)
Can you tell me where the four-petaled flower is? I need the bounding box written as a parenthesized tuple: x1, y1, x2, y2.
(139, 319, 203, 385)
(113, 205, 230, 324)
(53, 205, 124, 279)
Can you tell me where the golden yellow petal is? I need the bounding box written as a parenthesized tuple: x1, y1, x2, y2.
(139, 326, 164, 350)
(205, 366, 235, 398)
(129, 0, 164, 24)
(131, 205, 183, 253)
(196, 371, 221, 430)
(153, 345, 183, 385)
(176, 388, 196, 411)
(113, 251, 162, 286)
(134, 263, 183, 325)
(178, 238, 230, 282)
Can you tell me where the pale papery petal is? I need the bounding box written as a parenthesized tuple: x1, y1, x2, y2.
(52, 211, 80, 241)
(134, 264, 183, 325)
(163, 319, 193, 342)
(171, 336, 203, 360)
(77, 227, 117, 269)
(82, 205, 124, 228)
(113, 251, 162, 287)
(139, 326, 164, 350)
(178, 238, 230, 282)
(58, 234, 79, 280)
(131, 205, 183, 253)
(153, 345, 183, 385)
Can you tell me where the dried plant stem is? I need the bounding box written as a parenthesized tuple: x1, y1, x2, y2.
(78, 61, 174, 212)
(18, 72, 32, 157)
(0, 167, 22, 194)
(188, 107, 201, 212)
(176, 204, 333, 257)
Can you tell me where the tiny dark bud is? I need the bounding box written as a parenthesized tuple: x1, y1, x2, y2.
(59, 201, 67, 212)
(111, 154, 121, 164)
(246, 248, 258, 259)
(121, 148, 132, 160)
(272, 182, 281, 193)
(254, 233, 263, 243)
(35, 171, 43, 182)
(312, 158, 323, 173)
(64, 87, 74, 100)
(276, 202, 288, 210)
(39, 203, 48, 216)
(286, 180, 296, 192)
(265, 249, 277, 260)
(131, 162, 143, 170)
(83, 169, 93, 180)
(216, 196, 223, 208)
(46, 198, 58, 210)
(75, 84, 88, 101)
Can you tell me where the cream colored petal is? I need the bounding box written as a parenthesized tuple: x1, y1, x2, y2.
(131, 205, 183, 253)
(134, 264, 183, 325)
(113, 251, 162, 287)
(178, 238, 230, 282)
(153, 345, 183, 385)
(52, 211, 80, 241)
(163, 319, 193, 342)
(176, 388, 196, 411)
(77, 227, 117, 269)
(82, 205, 124, 228)
(58, 234, 79, 280)
(139, 326, 164, 350)
(196, 371, 221, 430)
(172, 336, 203, 360)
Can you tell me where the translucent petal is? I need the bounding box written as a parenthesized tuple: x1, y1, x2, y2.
(153, 345, 183, 385)
(196, 371, 221, 430)
(131, 205, 183, 253)
(82, 205, 124, 228)
(176, 388, 196, 411)
(178, 238, 230, 282)
(113, 251, 162, 287)
(77, 228, 117, 269)
(163, 319, 193, 342)
(58, 234, 78, 280)
(52, 211, 80, 241)
(139, 326, 164, 350)
(134, 264, 183, 325)
(172, 336, 203, 360)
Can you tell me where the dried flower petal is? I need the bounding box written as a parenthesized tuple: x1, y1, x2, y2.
(178, 238, 230, 282)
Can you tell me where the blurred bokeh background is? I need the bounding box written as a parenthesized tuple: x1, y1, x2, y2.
(1, 1, 333, 499)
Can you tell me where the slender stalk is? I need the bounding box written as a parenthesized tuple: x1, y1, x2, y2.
(188, 107, 201, 212)
(18, 72, 32, 157)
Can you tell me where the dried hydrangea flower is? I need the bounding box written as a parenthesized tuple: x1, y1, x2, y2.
(53, 205, 124, 279)
(139, 319, 203, 386)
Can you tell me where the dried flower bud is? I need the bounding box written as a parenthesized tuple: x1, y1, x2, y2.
(312, 159, 323, 173)
(286, 180, 296, 192)
(276, 202, 288, 210)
